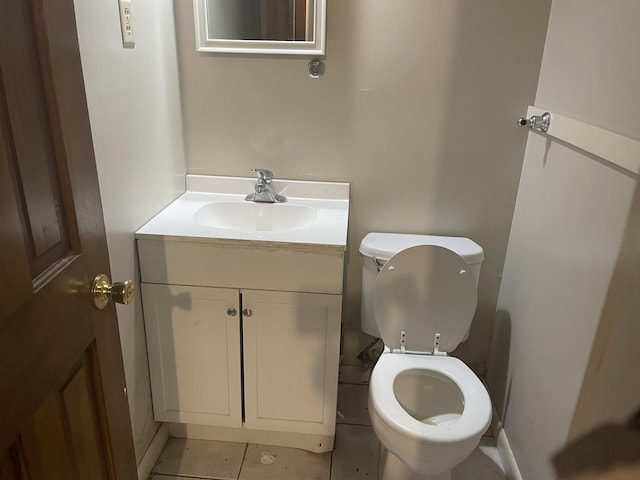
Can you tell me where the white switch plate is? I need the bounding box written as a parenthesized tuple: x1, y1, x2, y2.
(118, 0, 135, 48)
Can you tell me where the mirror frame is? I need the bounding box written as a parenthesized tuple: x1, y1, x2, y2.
(193, 0, 327, 56)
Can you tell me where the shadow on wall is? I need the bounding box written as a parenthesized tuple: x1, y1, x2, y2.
(430, 0, 551, 374)
(553, 409, 640, 480)
(130, 241, 163, 460)
(486, 309, 512, 421)
(343, 0, 550, 376)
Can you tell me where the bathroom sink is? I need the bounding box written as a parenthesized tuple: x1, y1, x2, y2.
(194, 202, 317, 232)
(136, 174, 349, 247)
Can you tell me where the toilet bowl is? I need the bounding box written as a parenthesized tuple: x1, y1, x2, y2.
(370, 354, 491, 479)
(359, 233, 492, 480)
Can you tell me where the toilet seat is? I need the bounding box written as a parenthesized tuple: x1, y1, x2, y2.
(369, 353, 492, 475)
(369, 353, 491, 444)
(373, 245, 478, 353)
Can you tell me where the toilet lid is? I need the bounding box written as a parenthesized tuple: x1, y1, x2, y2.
(373, 245, 478, 353)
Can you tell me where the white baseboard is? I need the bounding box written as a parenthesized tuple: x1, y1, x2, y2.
(137, 423, 169, 480)
(491, 407, 522, 480)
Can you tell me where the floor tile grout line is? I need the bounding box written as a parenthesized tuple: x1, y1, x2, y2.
(236, 442, 249, 480)
(337, 421, 372, 427)
(328, 447, 334, 480)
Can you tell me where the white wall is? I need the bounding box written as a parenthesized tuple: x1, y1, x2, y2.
(488, 1, 640, 479)
(569, 179, 640, 440)
(73, 0, 186, 464)
(173, 0, 551, 373)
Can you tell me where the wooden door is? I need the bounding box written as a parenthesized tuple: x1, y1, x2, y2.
(0, 0, 137, 478)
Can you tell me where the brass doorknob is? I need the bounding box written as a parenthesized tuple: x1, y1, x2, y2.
(91, 274, 135, 310)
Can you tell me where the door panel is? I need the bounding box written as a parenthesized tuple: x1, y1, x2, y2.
(20, 392, 74, 480)
(2, 0, 71, 278)
(62, 357, 110, 480)
(20, 352, 110, 480)
(0, 448, 22, 480)
(0, 114, 32, 318)
(0, 0, 136, 477)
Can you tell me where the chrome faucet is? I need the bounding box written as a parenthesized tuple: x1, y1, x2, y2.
(245, 168, 287, 203)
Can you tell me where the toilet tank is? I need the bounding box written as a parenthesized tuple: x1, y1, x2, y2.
(359, 233, 484, 338)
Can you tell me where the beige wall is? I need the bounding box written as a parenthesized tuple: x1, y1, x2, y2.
(72, 1, 640, 476)
(74, 0, 186, 463)
(488, 1, 640, 479)
(174, 0, 551, 372)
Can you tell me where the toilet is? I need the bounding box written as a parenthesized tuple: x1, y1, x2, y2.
(359, 233, 492, 480)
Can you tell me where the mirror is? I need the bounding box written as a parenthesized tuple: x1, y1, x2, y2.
(194, 0, 326, 55)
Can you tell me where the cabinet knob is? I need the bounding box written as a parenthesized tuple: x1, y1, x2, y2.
(242, 308, 253, 317)
(227, 308, 238, 317)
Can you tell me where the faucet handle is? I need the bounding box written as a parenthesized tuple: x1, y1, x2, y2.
(251, 168, 273, 183)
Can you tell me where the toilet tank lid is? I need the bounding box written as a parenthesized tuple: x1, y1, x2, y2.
(359, 233, 484, 264)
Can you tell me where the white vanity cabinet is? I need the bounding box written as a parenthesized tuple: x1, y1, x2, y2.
(136, 174, 349, 452)
(137, 238, 345, 452)
(142, 282, 341, 444)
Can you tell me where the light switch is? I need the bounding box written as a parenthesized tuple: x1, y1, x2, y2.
(118, 0, 135, 48)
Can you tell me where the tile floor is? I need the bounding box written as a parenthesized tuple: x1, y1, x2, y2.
(149, 383, 505, 480)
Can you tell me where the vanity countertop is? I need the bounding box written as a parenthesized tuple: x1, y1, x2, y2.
(135, 175, 350, 249)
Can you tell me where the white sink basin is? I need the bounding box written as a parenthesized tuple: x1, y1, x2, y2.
(194, 202, 317, 232)
(136, 174, 349, 248)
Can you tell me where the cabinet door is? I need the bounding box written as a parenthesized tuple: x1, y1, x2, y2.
(142, 284, 242, 427)
(242, 290, 341, 437)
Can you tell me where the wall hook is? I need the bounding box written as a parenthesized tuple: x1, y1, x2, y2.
(518, 111, 551, 133)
